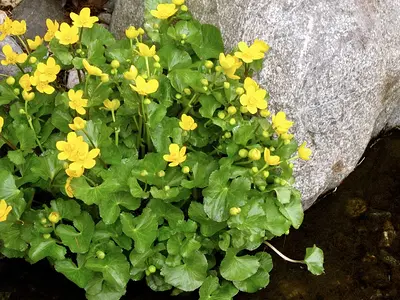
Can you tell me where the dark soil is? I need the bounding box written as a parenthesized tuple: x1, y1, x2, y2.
(0, 129, 399, 300)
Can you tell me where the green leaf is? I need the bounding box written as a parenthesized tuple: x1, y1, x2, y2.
(161, 251, 208, 292)
(167, 68, 204, 93)
(87, 40, 106, 65)
(188, 202, 226, 237)
(262, 195, 291, 236)
(203, 169, 251, 222)
(120, 208, 158, 253)
(28, 237, 66, 263)
(31, 150, 64, 181)
(233, 252, 272, 292)
(275, 140, 298, 160)
(277, 192, 304, 229)
(50, 198, 81, 221)
(199, 94, 221, 118)
(82, 23, 115, 47)
(199, 276, 239, 300)
(99, 192, 141, 225)
(55, 258, 95, 288)
(220, 249, 260, 282)
(146, 273, 172, 292)
(147, 102, 167, 129)
(191, 24, 224, 60)
(127, 177, 149, 199)
(304, 245, 324, 275)
(51, 108, 72, 133)
(0, 170, 21, 201)
(49, 39, 73, 65)
(55, 212, 95, 253)
(86, 252, 130, 290)
(232, 120, 257, 146)
(158, 45, 192, 70)
(7, 150, 25, 165)
(13, 122, 37, 150)
(274, 186, 292, 204)
(0, 224, 28, 251)
(181, 152, 218, 189)
(147, 198, 184, 227)
(0, 81, 18, 105)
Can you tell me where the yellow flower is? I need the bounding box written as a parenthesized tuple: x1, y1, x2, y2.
(137, 43, 156, 57)
(22, 90, 35, 101)
(130, 76, 159, 95)
(27, 36, 43, 51)
(163, 143, 187, 167)
(65, 165, 84, 178)
(19, 74, 32, 91)
(55, 23, 79, 45)
(252, 39, 270, 53)
(0, 116, 3, 133)
(65, 177, 74, 198)
(48, 211, 61, 223)
(103, 99, 120, 111)
(239, 77, 267, 114)
(298, 142, 312, 161)
(0, 199, 12, 222)
(219, 53, 242, 80)
(36, 57, 61, 82)
(173, 0, 185, 5)
(70, 7, 99, 28)
(69, 148, 100, 170)
(272, 112, 293, 135)
(234, 41, 265, 64)
(69, 117, 87, 131)
(123, 65, 138, 80)
(179, 114, 197, 131)
(150, 3, 178, 20)
(264, 148, 281, 166)
(1, 44, 27, 65)
(44, 19, 59, 42)
(82, 59, 103, 76)
(125, 26, 141, 39)
(56, 132, 86, 161)
(30, 74, 55, 94)
(11, 20, 26, 36)
(0, 17, 13, 41)
(68, 89, 88, 115)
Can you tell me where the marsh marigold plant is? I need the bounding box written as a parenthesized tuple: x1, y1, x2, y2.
(0, 2, 322, 300)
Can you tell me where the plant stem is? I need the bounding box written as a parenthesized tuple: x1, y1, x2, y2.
(114, 127, 120, 146)
(77, 69, 83, 84)
(85, 74, 91, 97)
(182, 94, 199, 115)
(25, 100, 44, 152)
(0, 134, 17, 150)
(78, 28, 84, 49)
(264, 241, 304, 264)
(145, 57, 150, 77)
(17, 35, 30, 54)
(0, 73, 10, 77)
(16, 63, 25, 73)
(83, 174, 97, 186)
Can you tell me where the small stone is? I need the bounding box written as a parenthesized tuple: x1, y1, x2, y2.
(345, 198, 367, 218)
(104, 0, 117, 12)
(0, 0, 22, 8)
(98, 12, 112, 25)
(67, 69, 82, 89)
(110, 0, 144, 39)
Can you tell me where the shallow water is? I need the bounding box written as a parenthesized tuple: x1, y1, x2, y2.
(1, 129, 399, 300)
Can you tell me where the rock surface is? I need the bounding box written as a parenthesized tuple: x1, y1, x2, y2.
(12, 0, 64, 39)
(0, 0, 22, 8)
(105, 0, 400, 209)
(110, 0, 144, 39)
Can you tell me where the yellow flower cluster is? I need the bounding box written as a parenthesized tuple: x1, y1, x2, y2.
(239, 77, 268, 114)
(0, 199, 12, 222)
(68, 90, 88, 115)
(0, 17, 26, 41)
(1, 44, 27, 66)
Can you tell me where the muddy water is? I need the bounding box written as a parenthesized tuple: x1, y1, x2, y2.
(0, 130, 399, 300)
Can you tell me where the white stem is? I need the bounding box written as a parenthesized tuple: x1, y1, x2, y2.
(264, 241, 304, 264)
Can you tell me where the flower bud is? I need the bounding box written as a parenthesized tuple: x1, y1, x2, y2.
(240, 106, 248, 114)
(153, 23, 159, 29)
(235, 87, 244, 95)
(40, 217, 47, 224)
(148, 265, 157, 273)
(110, 69, 117, 75)
(215, 66, 222, 72)
(204, 60, 214, 69)
(143, 98, 151, 105)
(180, 40, 185, 45)
(80, 51, 86, 56)
(164, 185, 170, 191)
(153, 55, 160, 62)
(43, 233, 51, 239)
(270, 146, 275, 152)
(96, 250, 105, 259)
(181, 4, 188, 11)
(262, 130, 270, 138)
(182, 166, 190, 174)
(145, 270, 151, 276)
(203, 86, 208, 92)
(18, 108, 25, 114)
(63, 162, 69, 169)
(263, 171, 269, 178)
(157, 170, 165, 177)
(284, 139, 290, 145)
(238, 149, 248, 158)
(248, 148, 261, 161)
(201, 79, 209, 86)
(100, 74, 109, 83)
(140, 170, 148, 177)
(183, 88, 191, 95)
(280, 179, 287, 185)
(76, 48, 82, 54)
(138, 28, 145, 35)
(217, 111, 226, 119)
(6, 76, 15, 85)
(229, 207, 241, 216)
(175, 93, 182, 99)
(180, 34, 187, 40)
(251, 167, 259, 173)
(22, 91, 35, 101)
(227, 106, 237, 115)
(258, 185, 266, 191)
(260, 109, 270, 117)
(153, 62, 161, 68)
(173, 0, 185, 5)
(274, 178, 281, 184)
(289, 163, 294, 169)
(229, 118, 236, 125)
(13, 88, 20, 95)
(224, 132, 231, 139)
(48, 212, 61, 224)
(223, 82, 230, 89)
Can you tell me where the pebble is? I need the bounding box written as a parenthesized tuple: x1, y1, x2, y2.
(98, 12, 112, 25)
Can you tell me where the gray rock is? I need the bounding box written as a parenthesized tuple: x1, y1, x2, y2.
(110, 0, 144, 39)
(67, 69, 81, 89)
(1, 0, 22, 8)
(98, 12, 112, 25)
(12, 0, 64, 39)
(107, 0, 400, 209)
(0, 11, 23, 77)
(104, 0, 117, 12)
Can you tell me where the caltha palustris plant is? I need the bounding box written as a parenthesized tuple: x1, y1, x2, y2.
(0, 1, 324, 299)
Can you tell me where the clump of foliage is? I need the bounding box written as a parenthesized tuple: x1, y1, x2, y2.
(0, 1, 323, 299)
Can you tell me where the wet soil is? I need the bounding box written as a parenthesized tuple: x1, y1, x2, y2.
(0, 129, 399, 300)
